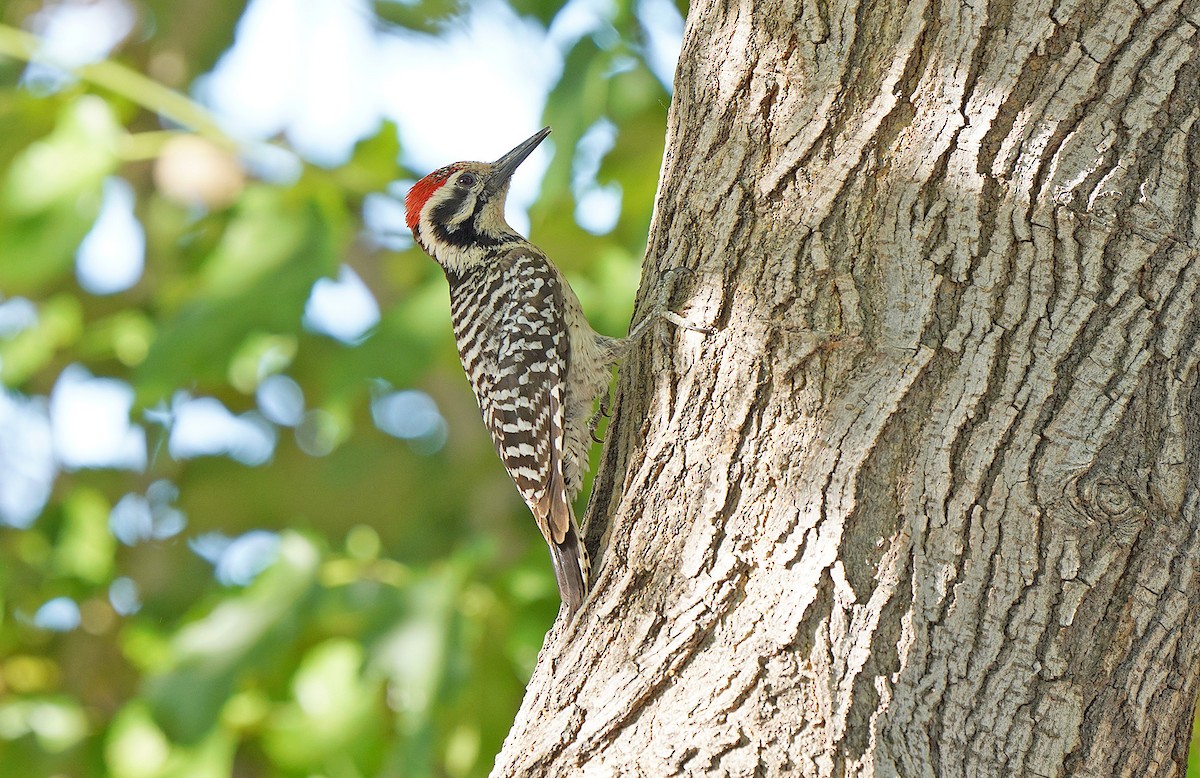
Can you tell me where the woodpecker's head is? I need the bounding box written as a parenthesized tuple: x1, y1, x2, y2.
(405, 127, 550, 275)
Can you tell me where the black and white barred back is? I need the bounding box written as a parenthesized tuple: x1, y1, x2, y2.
(403, 128, 638, 618)
(447, 247, 590, 613)
(406, 130, 708, 618)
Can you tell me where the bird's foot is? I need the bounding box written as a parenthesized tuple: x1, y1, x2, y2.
(626, 307, 715, 343)
(588, 393, 612, 443)
(659, 309, 715, 335)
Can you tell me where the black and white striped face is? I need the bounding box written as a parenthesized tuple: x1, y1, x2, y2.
(428, 165, 487, 229)
(406, 162, 517, 274)
(404, 128, 552, 276)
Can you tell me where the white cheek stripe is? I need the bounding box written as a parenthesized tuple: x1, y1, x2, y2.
(448, 193, 477, 225)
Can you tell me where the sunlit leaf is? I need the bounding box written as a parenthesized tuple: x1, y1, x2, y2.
(0, 198, 99, 295)
(0, 1, 685, 775)
(50, 487, 115, 584)
(135, 200, 338, 398)
(1, 95, 119, 217)
(370, 0, 465, 34)
(0, 696, 89, 753)
(105, 703, 172, 777)
(193, 186, 313, 300)
(0, 294, 83, 387)
(145, 532, 321, 743)
(336, 119, 402, 194)
(261, 639, 384, 771)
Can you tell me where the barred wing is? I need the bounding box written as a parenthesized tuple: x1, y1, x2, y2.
(450, 247, 587, 612)
(481, 248, 571, 538)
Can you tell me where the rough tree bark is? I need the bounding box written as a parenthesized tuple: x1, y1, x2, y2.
(492, 0, 1200, 774)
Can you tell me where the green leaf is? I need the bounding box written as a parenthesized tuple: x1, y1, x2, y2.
(336, 119, 402, 194)
(261, 639, 383, 771)
(51, 488, 115, 585)
(145, 533, 321, 743)
(0, 294, 83, 388)
(0, 198, 99, 295)
(370, 0, 465, 34)
(1, 95, 119, 217)
(135, 195, 339, 399)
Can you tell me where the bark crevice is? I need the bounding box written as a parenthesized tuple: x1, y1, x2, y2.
(491, 0, 1200, 774)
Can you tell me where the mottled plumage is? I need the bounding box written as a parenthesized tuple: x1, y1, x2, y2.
(405, 128, 620, 616)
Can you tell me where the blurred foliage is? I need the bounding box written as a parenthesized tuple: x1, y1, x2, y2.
(0, 0, 683, 775)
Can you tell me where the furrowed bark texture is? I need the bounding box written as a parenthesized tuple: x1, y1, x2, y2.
(492, 0, 1200, 774)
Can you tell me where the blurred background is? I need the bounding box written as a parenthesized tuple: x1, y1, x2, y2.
(0, 0, 684, 774)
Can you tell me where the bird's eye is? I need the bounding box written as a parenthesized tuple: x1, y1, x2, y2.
(457, 172, 477, 188)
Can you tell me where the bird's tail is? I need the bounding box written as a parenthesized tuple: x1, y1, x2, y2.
(549, 521, 590, 618)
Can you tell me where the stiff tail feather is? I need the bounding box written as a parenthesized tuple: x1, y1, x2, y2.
(549, 523, 589, 617)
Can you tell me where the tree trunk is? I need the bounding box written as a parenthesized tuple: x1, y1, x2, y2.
(492, 0, 1200, 774)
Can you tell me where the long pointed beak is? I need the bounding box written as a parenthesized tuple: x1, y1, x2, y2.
(486, 127, 550, 194)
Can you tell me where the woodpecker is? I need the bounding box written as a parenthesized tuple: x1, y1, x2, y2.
(404, 127, 630, 617)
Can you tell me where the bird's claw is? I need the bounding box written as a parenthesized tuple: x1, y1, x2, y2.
(588, 394, 612, 443)
(659, 309, 716, 335)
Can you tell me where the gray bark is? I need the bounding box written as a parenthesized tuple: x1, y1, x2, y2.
(492, 0, 1200, 774)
